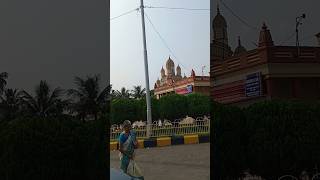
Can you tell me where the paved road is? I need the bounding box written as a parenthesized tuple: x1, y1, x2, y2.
(110, 143, 210, 180)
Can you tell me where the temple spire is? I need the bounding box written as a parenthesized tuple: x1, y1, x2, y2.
(258, 22, 274, 47)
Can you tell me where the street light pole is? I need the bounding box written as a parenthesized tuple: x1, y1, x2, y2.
(295, 13, 306, 56)
(202, 65, 206, 77)
(139, 0, 152, 138)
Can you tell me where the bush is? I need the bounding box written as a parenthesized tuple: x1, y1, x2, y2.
(212, 100, 320, 179)
(158, 94, 188, 120)
(110, 93, 211, 124)
(0, 116, 108, 180)
(110, 99, 141, 124)
(186, 93, 210, 117)
(212, 102, 247, 179)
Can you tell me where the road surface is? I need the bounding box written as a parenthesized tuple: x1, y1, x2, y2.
(110, 143, 210, 180)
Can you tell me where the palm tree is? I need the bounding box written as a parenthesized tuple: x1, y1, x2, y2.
(20, 80, 66, 117)
(114, 87, 131, 99)
(108, 84, 118, 100)
(67, 74, 110, 121)
(0, 88, 22, 120)
(131, 85, 146, 99)
(0, 72, 8, 95)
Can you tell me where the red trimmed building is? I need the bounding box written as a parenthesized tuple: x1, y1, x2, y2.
(154, 56, 210, 99)
(211, 7, 320, 106)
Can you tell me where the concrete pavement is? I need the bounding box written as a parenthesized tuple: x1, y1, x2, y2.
(110, 143, 210, 180)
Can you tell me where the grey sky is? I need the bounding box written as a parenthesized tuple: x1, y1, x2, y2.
(212, 0, 320, 50)
(0, 0, 109, 93)
(111, 0, 210, 91)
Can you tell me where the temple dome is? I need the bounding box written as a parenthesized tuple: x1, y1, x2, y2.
(166, 56, 175, 70)
(234, 36, 247, 56)
(176, 65, 181, 76)
(212, 6, 227, 29)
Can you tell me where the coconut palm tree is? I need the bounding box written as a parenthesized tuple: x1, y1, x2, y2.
(131, 85, 146, 99)
(0, 88, 22, 120)
(67, 74, 110, 121)
(108, 84, 118, 100)
(19, 80, 66, 117)
(114, 87, 131, 99)
(0, 72, 8, 95)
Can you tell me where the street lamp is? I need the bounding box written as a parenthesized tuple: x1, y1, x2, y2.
(296, 13, 306, 56)
(202, 66, 206, 77)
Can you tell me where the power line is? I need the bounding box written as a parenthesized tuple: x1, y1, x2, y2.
(279, 31, 296, 45)
(110, 8, 139, 21)
(144, 12, 192, 73)
(144, 6, 210, 11)
(219, 0, 259, 31)
(111, 5, 209, 21)
(280, 32, 317, 45)
(301, 33, 317, 41)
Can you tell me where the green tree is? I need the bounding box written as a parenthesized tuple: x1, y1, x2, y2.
(110, 98, 140, 124)
(213, 100, 320, 179)
(131, 85, 145, 99)
(0, 88, 22, 120)
(186, 93, 210, 117)
(114, 87, 131, 99)
(244, 101, 320, 178)
(68, 75, 110, 121)
(158, 94, 188, 120)
(0, 116, 108, 179)
(133, 97, 160, 121)
(20, 80, 66, 117)
(212, 103, 247, 179)
(0, 72, 8, 95)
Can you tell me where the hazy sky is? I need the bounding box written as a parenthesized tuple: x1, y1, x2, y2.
(110, 0, 210, 91)
(212, 0, 320, 50)
(0, 0, 109, 93)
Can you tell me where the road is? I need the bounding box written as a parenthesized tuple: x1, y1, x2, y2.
(110, 143, 210, 180)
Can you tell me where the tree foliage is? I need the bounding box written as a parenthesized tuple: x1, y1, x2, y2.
(0, 116, 107, 179)
(213, 100, 320, 179)
(67, 75, 110, 121)
(20, 80, 67, 118)
(0, 72, 8, 95)
(110, 93, 210, 124)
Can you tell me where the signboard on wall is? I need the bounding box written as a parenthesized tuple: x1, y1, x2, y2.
(245, 72, 262, 97)
(176, 85, 193, 95)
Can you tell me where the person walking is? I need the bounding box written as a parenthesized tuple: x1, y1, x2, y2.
(118, 120, 138, 174)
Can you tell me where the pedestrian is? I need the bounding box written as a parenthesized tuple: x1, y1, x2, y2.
(118, 120, 138, 174)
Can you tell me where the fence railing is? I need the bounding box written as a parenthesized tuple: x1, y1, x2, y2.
(238, 172, 320, 180)
(110, 116, 210, 141)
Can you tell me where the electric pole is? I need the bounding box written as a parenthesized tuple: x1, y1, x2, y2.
(139, 0, 153, 138)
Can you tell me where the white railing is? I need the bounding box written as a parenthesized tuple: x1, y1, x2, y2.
(110, 116, 210, 141)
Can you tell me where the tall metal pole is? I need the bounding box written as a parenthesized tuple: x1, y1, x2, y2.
(295, 14, 306, 57)
(296, 17, 300, 56)
(140, 0, 152, 138)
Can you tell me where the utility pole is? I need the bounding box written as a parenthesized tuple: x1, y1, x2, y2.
(139, 0, 152, 138)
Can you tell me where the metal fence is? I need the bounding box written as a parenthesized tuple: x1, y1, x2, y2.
(110, 116, 210, 141)
(238, 172, 320, 180)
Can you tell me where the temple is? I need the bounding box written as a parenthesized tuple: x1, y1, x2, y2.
(154, 56, 210, 99)
(211, 6, 320, 106)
